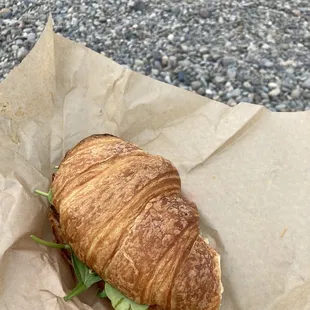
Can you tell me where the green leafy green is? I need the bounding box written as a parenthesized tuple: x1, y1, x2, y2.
(98, 289, 107, 298)
(64, 282, 87, 301)
(70, 249, 102, 288)
(34, 188, 53, 205)
(104, 283, 148, 310)
(63, 249, 102, 300)
(30, 235, 101, 301)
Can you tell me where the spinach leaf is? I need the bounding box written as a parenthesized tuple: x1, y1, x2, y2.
(104, 283, 148, 310)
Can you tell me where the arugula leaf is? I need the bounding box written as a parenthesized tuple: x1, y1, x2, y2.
(84, 271, 102, 288)
(64, 282, 87, 301)
(30, 235, 70, 250)
(104, 283, 148, 310)
(70, 249, 102, 288)
(97, 289, 107, 298)
(30, 235, 101, 301)
(34, 188, 53, 205)
(63, 249, 102, 300)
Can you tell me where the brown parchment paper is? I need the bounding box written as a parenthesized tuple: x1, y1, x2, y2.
(0, 17, 310, 310)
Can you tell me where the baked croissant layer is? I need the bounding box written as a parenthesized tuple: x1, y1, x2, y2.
(50, 134, 222, 310)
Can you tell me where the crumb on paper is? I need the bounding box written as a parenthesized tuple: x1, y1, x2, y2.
(280, 226, 288, 238)
(212, 175, 216, 179)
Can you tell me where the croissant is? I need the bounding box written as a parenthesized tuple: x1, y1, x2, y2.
(49, 134, 222, 310)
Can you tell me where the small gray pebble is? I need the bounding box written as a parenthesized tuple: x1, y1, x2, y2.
(227, 99, 237, 106)
(268, 88, 281, 97)
(254, 94, 262, 103)
(221, 56, 235, 67)
(262, 86, 269, 93)
(197, 88, 205, 96)
(275, 103, 287, 112)
(199, 8, 212, 19)
(260, 58, 274, 68)
(248, 93, 255, 100)
(231, 88, 241, 98)
(225, 81, 232, 89)
(291, 88, 301, 99)
(227, 67, 237, 79)
(191, 81, 202, 91)
(15, 39, 24, 46)
(71, 17, 78, 27)
(181, 44, 189, 52)
(165, 74, 172, 84)
(289, 101, 297, 109)
(135, 59, 144, 67)
(169, 56, 177, 68)
(239, 97, 253, 103)
(281, 79, 294, 90)
(154, 60, 162, 70)
(27, 33, 36, 43)
(302, 78, 310, 89)
(268, 82, 278, 89)
(214, 76, 226, 84)
(151, 69, 159, 76)
(199, 47, 208, 54)
(301, 73, 310, 81)
(205, 89, 214, 96)
(130, 0, 146, 11)
(0, 8, 12, 18)
(295, 101, 305, 110)
(161, 55, 169, 67)
(167, 34, 174, 42)
(262, 99, 270, 105)
(303, 91, 310, 99)
(179, 59, 191, 68)
(286, 67, 295, 75)
(17, 47, 28, 60)
(243, 81, 252, 90)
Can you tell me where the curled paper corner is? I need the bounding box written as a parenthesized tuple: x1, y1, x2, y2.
(47, 13, 55, 27)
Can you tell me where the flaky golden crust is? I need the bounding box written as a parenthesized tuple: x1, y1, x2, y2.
(48, 206, 162, 308)
(51, 134, 222, 310)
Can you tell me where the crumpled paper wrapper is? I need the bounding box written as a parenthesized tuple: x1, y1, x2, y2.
(1, 17, 310, 310)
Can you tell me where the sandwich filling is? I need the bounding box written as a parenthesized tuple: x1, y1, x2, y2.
(32, 188, 150, 310)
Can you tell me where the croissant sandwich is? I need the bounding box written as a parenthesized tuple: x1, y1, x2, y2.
(31, 134, 223, 310)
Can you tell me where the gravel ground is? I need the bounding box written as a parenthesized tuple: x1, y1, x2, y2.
(1, 0, 310, 112)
